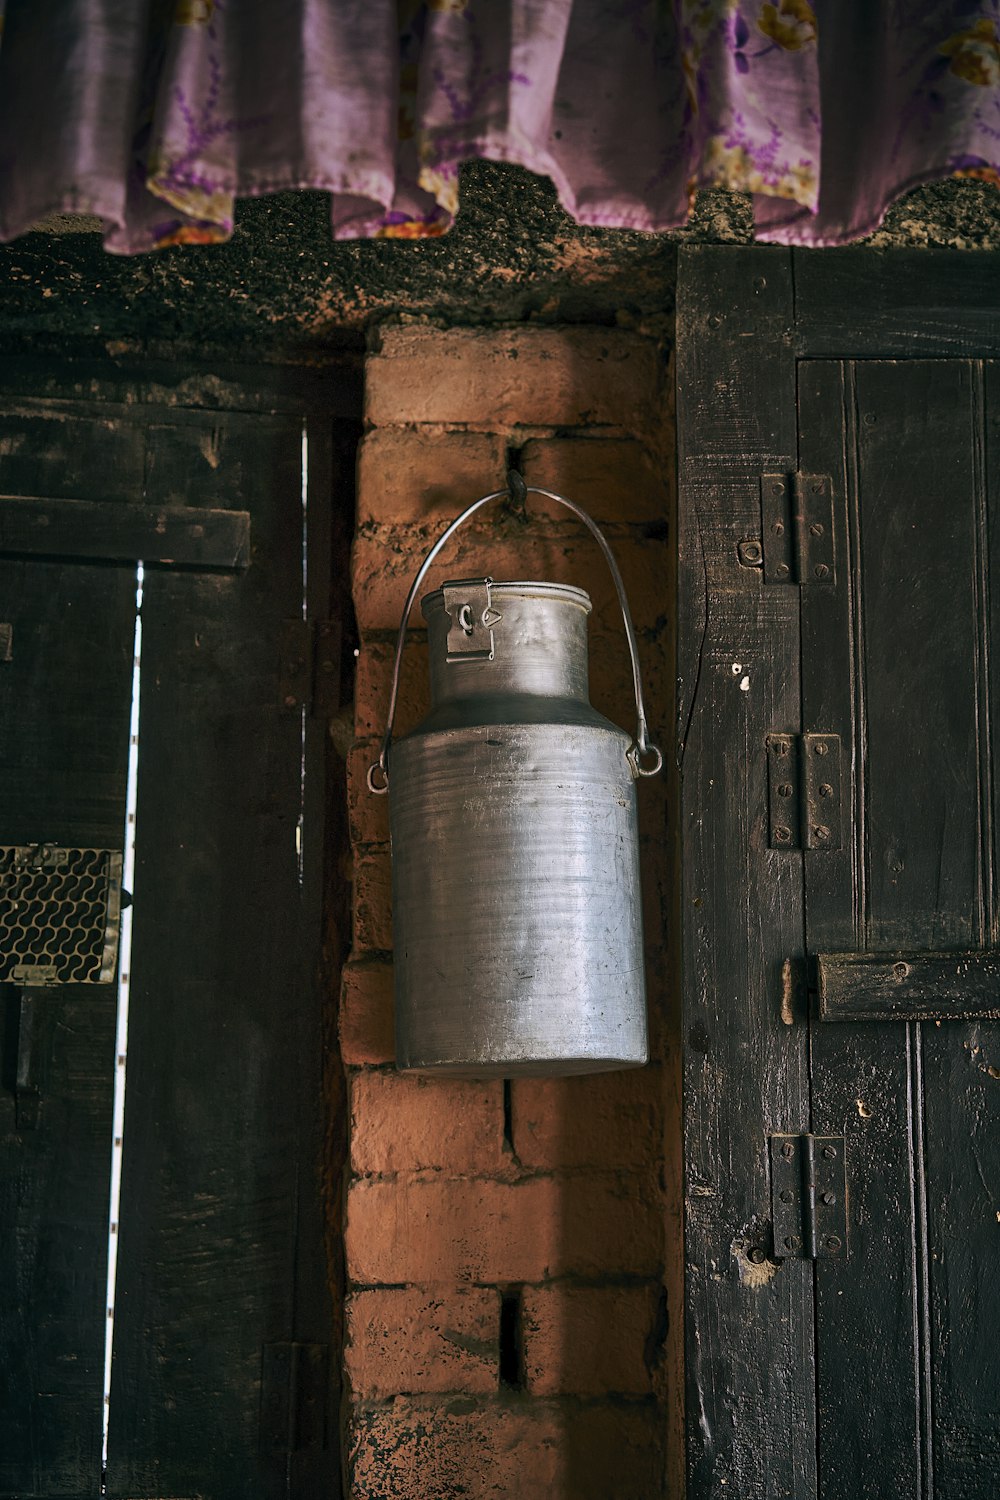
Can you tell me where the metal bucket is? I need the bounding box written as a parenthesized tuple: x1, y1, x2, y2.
(368, 479, 662, 1077)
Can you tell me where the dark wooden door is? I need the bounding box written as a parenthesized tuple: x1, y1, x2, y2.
(0, 361, 356, 1500)
(678, 250, 1000, 1499)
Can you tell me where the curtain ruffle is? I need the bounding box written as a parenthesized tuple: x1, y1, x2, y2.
(1, 0, 998, 253)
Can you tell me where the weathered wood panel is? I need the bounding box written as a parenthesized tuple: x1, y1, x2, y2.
(817, 951, 1000, 1021)
(0, 558, 135, 1497)
(105, 411, 340, 1500)
(0, 495, 250, 568)
(797, 359, 926, 1500)
(678, 246, 816, 1500)
(794, 252, 1000, 359)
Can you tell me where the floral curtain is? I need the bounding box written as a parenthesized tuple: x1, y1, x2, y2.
(1, 0, 997, 253)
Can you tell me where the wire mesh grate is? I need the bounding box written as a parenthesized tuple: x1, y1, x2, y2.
(0, 844, 123, 985)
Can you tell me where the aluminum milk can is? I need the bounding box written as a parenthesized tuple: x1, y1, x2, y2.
(368, 480, 662, 1077)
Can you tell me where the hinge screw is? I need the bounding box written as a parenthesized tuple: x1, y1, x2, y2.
(773, 520, 785, 533)
(818, 783, 833, 798)
(738, 539, 763, 567)
(821, 1191, 837, 1206)
(774, 825, 792, 845)
(822, 1145, 838, 1160)
(748, 1247, 767, 1264)
(773, 739, 790, 757)
(779, 1189, 794, 1203)
(781, 1142, 795, 1160)
(893, 961, 908, 980)
(777, 783, 793, 798)
(775, 562, 790, 578)
(784, 1235, 802, 1252)
(813, 825, 831, 842)
(813, 741, 829, 756)
(772, 483, 785, 497)
(814, 563, 830, 580)
(811, 481, 824, 494)
(825, 1236, 843, 1252)
(809, 522, 824, 536)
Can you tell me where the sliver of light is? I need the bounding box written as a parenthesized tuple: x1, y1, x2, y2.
(101, 561, 143, 1484)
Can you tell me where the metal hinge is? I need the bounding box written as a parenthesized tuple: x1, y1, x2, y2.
(279, 619, 342, 715)
(259, 1342, 329, 1454)
(770, 1134, 847, 1259)
(754, 473, 835, 585)
(766, 732, 842, 850)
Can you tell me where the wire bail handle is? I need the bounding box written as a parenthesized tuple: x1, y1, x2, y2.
(366, 475, 663, 793)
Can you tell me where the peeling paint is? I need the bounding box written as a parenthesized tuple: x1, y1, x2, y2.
(732, 1237, 780, 1288)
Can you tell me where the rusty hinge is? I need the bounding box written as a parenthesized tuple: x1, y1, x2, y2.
(756, 472, 835, 585)
(259, 1342, 329, 1454)
(766, 732, 842, 850)
(279, 619, 342, 716)
(770, 1134, 847, 1259)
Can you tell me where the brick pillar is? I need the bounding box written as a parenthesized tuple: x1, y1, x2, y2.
(343, 325, 681, 1499)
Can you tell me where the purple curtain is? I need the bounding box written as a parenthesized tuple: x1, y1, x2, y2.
(1, 0, 998, 253)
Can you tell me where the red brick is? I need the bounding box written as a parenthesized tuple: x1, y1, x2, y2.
(587, 617, 672, 740)
(349, 1399, 563, 1500)
(349, 1069, 506, 1177)
(340, 957, 395, 1065)
(519, 435, 671, 524)
(353, 848, 392, 952)
(365, 325, 662, 432)
(352, 526, 668, 637)
(347, 737, 390, 849)
(348, 1397, 663, 1500)
(509, 1067, 665, 1172)
(353, 637, 430, 742)
(521, 1283, 659, 1395)
(358, 428, 508, 526)
(345, 1287, 499, 1398)
(344, 1175, 663, 1285)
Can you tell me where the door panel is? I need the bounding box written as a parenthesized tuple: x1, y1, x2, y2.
(0, 562, 134, 1496)
(680, 249, 1000, 1500)
(0, 369, 352, 1500)
(105, 421, 307, 1497)
(800, 357, 1000, 1497)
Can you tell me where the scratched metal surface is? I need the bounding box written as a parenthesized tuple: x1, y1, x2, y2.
(391, 582, 648, 1076)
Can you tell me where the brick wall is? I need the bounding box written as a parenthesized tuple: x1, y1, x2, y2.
(342, 324, 681, 1499)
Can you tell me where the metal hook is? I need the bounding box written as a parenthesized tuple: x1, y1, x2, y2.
(506, 468, 528, 517)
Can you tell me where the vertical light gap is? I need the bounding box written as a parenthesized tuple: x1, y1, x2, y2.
(297, 422, 309, 885)
(101, 562, 144, 1481)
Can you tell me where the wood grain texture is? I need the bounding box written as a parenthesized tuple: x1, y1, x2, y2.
(818, 951, 1000, 1021)
(0, 495, 250, 569)
(793, 252, 1000, 359)
(683, 249, 1000, 1500)
(799, 350, 1000, 1498)
(678, 246, 816, 1500)
(919, 358, 1000, 1498)
(0, 556, 134, 1496)
(105, 406, 341, 1500)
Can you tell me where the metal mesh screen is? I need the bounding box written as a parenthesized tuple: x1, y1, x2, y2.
(0, 845, 123, 985)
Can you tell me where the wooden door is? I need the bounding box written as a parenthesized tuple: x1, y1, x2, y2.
(0, 360, 356, 1500)
(678, 249, 1000, 1499)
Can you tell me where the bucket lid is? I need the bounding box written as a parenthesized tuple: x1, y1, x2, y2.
(421, 578, 592, 621)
